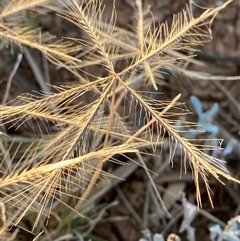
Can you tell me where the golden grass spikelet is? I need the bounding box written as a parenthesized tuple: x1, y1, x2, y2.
(1, 143, 138, 229)
(0, 0, 50, 18)
(0, 0, 239, 237)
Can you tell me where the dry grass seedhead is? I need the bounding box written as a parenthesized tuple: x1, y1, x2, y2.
(0, 0, 239, 238)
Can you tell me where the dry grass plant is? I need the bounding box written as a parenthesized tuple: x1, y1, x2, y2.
(0, 0, 239, 239)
